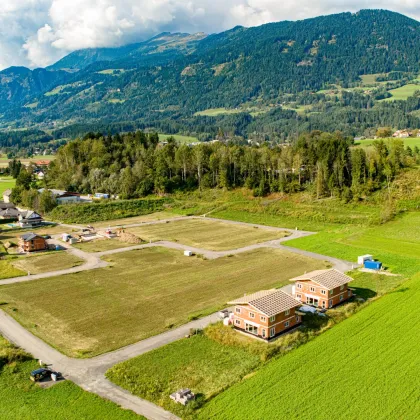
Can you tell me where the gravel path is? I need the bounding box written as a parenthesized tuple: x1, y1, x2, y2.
(0, 216, 356, 419)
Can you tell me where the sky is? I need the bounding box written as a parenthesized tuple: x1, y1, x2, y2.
(0, 0, 419, 70)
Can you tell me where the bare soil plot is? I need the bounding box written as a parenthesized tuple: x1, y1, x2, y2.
(0, 247, 327, 357)
(126, 218, 290, 250)
(11, 252, 83, 274)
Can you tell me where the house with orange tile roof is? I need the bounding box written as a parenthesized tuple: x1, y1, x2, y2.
(290, 269, 353, 309)
(228, 289, 302, 340)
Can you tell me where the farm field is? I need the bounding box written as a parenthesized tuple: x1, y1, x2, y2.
(0, 155, 56, 168)
(0, 176, 15, 195)
(10, 252, 83, 275)
(0, 336, 141, 420)
(198, 271, 420, 420)
(194, 108, 243, 117)
(0, 247, 327, 357)
(286, 212, 420, 277)
(107, 333, 261, 417)
(92, 211, 179, 228)
(73, 239, 134, 252)
(354, 137, 420, 149)
(158, 133, 199, 144)
(125, 218, 290, 250)
(381, 83, 420, 101)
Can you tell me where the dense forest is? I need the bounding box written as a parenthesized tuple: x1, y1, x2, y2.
(9, 131, 416, 210)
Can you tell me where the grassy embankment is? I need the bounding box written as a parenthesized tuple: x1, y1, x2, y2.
(0, 336, 141, 420)
(0, 246, 327, 357)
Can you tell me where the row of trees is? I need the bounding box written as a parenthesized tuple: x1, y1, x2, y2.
(40, 131, 417, 200)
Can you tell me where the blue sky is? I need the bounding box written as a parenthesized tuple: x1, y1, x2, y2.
(0, 0, 419, 70)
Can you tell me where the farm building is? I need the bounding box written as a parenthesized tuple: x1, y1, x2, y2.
(228, 289, 302, 340)
(290, 269, 353, 309)
(19, 233, 48, 253)
(38, 188, 81, 204)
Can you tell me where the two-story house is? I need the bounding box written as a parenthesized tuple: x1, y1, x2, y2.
(228, 289, 302, 341)
(290, 269, 353, 309)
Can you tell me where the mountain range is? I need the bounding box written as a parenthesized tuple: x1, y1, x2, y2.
(1, 9, 420, 139)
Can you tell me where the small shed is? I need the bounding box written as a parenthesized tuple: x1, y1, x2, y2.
(364, 260, 382, 270)
(358, 254, 373, 265)
(184, 250, 193, 257)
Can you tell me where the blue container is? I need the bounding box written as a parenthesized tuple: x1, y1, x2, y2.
(364, 260, 382, 270)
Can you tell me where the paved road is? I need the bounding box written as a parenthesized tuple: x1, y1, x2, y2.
(0, 215, 357, 419)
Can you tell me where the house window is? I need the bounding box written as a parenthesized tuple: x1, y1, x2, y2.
(245, 323, 258, 335)
(270, 327, 275, 337)
(340, 285, 345, 291)
(330, 290, 334, 295)
(285, 309, 290, 316)
(297, 294, 302, 299)
(235, 307, 241, 314)
(269, 316, 275, 322)
(329, 299, 333, 307)
(321, 290, 326, 295)
(310, 287, 316, 292)
(235, 319, 241, 326)
(297, 283, 302, 289)
(340, 295, 344, 301)
(260, 316, 266, 322)
(249, 312, 255, 319)
(262, 329, 266, 338)
(284, 321, 290, 328)
(322, 301, 326, 309)
(295, 315, 300, 322)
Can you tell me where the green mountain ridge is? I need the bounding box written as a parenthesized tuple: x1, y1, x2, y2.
(2, 9, 420, 139)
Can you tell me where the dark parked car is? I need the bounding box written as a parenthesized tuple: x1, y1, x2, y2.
(30, 368, 61, 382)
(42, 235, 51, 239)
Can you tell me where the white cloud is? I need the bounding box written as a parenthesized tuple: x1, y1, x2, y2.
(0, 0, 419, 70)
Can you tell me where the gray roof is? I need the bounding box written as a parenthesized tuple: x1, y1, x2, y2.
(0, 208, 19, 217)
(290, 269, 353, 290)
(20, 233, 43, 241)
(229, 289, 301, 317)
(0, 201, 16, 209)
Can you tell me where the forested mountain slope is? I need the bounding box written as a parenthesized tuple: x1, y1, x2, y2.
(1, 9, 420, 138)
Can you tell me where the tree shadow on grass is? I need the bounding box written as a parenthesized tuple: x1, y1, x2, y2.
(352, 287, 377, 300)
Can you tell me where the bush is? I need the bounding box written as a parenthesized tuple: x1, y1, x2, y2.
(48, 198, 170, 223)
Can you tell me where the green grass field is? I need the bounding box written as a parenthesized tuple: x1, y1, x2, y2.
(381, 83, 420, 101)
(107, 333, 261, 417)
(194, 108, 243, 117)
(11, 252, 83, 275)
(354, 137, 420, 149)
(0, 336, 140, 420)
(198, 270, 420, 419)
(92, 211, 179, 228)
(158, 133, 199, 144)
(0, 260, 25, 280)
(0, 247, 327, 357)
(125, 218, 290, 250)
(0, 176, 15, 195)
(286, 212, 420, 277)
(73, 239, 134, 253)
(0, 156, 56, 168)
